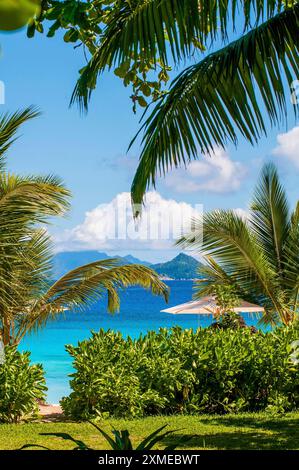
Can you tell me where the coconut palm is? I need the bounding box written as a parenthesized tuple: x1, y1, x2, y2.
(178, 163, 299, 326)
(0, 107, 71, 333)
(0, 108, 168, 345)
(3, 234, 168, 345)
(68, 0, 299, 212)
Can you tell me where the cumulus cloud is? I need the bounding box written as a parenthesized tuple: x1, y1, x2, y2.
(234, 208, 249, 221)
(56, 192, 203, 253)
(272, 126, 299, 168)
(164, 148, 247, 193)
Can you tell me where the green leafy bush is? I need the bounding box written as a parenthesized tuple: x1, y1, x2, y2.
(61, 326, 299, 419)
(0, 347, 47, 423)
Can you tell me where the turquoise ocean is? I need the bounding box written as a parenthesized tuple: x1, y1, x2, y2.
(20, 281, 261, 403)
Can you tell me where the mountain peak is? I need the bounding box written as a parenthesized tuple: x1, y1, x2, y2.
(152, 253, 203, 279)
(173, 253, 193, 261)
(53, 251, 202, 280)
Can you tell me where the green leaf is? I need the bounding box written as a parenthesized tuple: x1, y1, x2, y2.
(140, 83, 151, 97)
(27, 23, 36, 38)
(137, 96, 148, 107)
(64, 29, 79, 43)
(47, 20, 61, 38)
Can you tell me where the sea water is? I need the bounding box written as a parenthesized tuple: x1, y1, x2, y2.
(20, 281, 262, 403)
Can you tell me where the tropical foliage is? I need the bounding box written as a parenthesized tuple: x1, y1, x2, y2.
(28, 0, 171, 113)
(0, 347, 46, 423)
(0, 107, 71, 345)
(210, 285, 248, 330)
(30, 1, 299, 210)
(290, 340, 299, 365)
(61, 325, 299, 419)
(179, 163, 299, 326)
(0, 109, 168, 346)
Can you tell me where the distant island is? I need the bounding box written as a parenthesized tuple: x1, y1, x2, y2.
(151, 253, 203, 280)
(53, 251, 203, 280)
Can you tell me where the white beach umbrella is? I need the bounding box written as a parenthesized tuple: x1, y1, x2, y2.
(161, 295, 265, 315)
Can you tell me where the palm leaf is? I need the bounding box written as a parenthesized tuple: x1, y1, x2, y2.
(135, 424, 168, 450)
(130, 4, 299, 210)
(15, 261, 169, 341)
(194, 255, 275, 318)
(282, 201, 299, 307)
(194, 255, 242, 298)
(71, 0, 289, 110)
(178, 163, 298, 324)
(250, 163, 290, 273)
(0, 174, 70, 221)
(0, 173, 70, 320)
(0, 229, 53, 334)
(178, 209, 285, 321)
(0, 107, 40, 169)
(88, 422, 120, 450)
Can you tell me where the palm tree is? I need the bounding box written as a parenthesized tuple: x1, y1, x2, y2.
(69, 0, 299, 213)
(178, 163, 299, 326)
(4, 242, 169, 346)
(0, 109, 168, 346)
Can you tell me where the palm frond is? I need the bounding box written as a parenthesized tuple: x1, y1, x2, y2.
(194, 255, 274, 318)
(257, 308, 280, 326)
(16, 261, 169, 340)
(0, 107, 40, 169)
(194, 255, 240, 298)
(250, 163, 290, 272)
(0, 229, 53, 326)
(282, 201, 299, 303)
(178, 164, 298, 324)
(0, 172, 70, 320)
(130, 4, 299, 210)
(178, 209, 283, 317)
(71, 0, 290, 110)
(0, 173, 71, 228)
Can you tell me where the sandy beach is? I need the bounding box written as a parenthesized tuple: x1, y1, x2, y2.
(39, 404, 63, 421)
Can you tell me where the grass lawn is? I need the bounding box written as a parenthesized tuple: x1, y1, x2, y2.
(0, 412, 299, 450)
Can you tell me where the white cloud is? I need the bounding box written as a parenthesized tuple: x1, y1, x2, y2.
(234, 208, 249, 221)
(164, 149, 247, 193)
(56, 192, 202, 253)
(272, 126, 299, 168)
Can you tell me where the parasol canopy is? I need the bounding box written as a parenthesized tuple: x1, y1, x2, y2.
(161, 295, 265, 315)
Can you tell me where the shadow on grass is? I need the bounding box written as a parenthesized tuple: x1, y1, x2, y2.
(163, 416, 299, 450)
(38, 414, 70, 424)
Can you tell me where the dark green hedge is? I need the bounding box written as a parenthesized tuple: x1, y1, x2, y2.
(61, 326, 299, 419)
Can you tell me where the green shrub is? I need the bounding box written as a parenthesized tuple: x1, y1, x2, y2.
(61, 326, 299, 419)
(0, 347, 47, 423)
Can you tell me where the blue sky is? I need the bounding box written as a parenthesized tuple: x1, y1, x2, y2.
(0, 25, 298, 262)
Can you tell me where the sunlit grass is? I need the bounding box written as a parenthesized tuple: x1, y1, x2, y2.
(1, 412, 299, 450)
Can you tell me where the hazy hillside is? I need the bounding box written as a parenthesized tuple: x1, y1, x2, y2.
(53, 251, 150, 278)
(121, 254, 151, 266)
(151, 253, 203, 279)
(54, 251, 202, 279)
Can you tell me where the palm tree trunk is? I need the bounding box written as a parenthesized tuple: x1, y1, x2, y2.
(2, 316, 11, 346)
